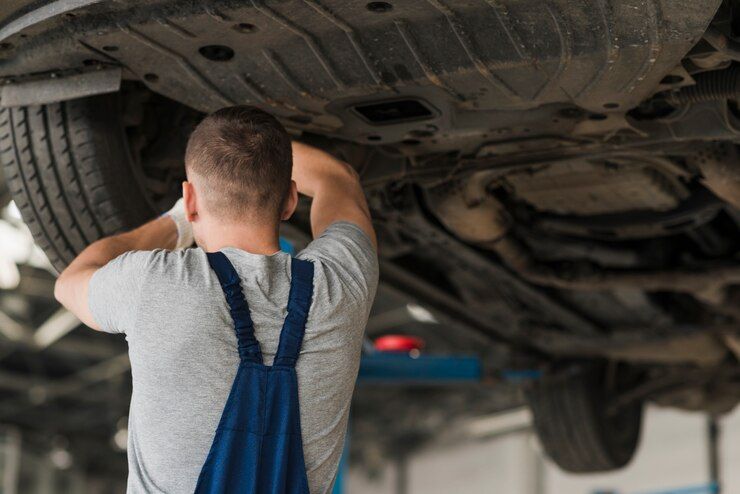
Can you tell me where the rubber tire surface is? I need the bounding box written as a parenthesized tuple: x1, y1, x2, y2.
(0, 94, 156, 272)
(0, 168, 8, 206)
(526, 367, 643, 473)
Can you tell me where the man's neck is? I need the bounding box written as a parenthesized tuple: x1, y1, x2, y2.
(197, 220, 282, 255)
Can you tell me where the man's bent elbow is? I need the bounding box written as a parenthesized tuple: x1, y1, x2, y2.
(335, 162, 364, 195)
(54, 267, 79, 309)
(341, 161, 361, 182)
(53, 273, 69, 307)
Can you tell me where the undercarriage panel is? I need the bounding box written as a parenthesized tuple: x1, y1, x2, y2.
(0, 0, 723, 148)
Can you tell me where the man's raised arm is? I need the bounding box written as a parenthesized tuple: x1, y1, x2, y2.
(291, 141, 376, 248)
(54, 202, 189, 330)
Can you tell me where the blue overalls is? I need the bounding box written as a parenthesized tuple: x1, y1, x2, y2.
(195, 251, 314, 494)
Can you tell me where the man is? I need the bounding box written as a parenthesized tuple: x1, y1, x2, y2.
(54, 106, 378, 493)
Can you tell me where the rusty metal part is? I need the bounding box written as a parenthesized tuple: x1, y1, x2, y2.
(609, 364, 740, 414)
(0, 67, 121, 107)
(688, 142, 740, 211)
(430, 176, 509, 244)
(664, 66, 740, 105)
(703, 26, 740, 62)
(724, 332, 740, 360)
(427, 171, 740, 306)
(525, 325, 733, 366)
(503, 157, 689, 215)
(486, 235, 740, 303)
(597, 333, 727, 366)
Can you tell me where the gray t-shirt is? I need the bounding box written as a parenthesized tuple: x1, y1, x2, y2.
(89, 222, 378, 494)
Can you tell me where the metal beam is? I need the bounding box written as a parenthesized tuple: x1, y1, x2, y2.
(44, 353, 130, 400)
(33, 308, 80, 348)
(0, 353, 130, 419)
(0, 310, 30, 342)
(1, 68, 122, 107)
(462, 408, 532, 439)
(0, 0, 107, 42)
(358, 353, 482, 385)
(365, 307, 415, 334)
(0, 308, 120, 359)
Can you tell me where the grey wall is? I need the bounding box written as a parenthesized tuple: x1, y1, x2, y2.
(346, 406, 740, 494)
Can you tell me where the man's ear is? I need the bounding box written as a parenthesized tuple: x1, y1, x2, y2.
(281, 180, 299, 221)
(182, 181, 198, 222)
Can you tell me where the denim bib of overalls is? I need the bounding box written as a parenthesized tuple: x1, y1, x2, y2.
(194, 251, 313, 494)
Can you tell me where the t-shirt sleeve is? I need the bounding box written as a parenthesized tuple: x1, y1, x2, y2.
(297, 221, 379, 304)
(88, 250, 155, 334)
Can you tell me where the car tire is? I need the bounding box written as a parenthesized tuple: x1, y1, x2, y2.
(526, 365, 643, 473)
(0, 94, 156, 272)
(0, 169, 9, 206)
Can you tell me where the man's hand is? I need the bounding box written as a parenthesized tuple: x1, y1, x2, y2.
(291, 141, 376, 248)
(54, 206, 185, 330)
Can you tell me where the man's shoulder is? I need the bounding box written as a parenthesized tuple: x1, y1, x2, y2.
(88, 248, 209, 335)
(297, 222, 376, 263)
(101, 248, 209, 286)
(118, 247, 206, 265)
(297, 221, 379, 306)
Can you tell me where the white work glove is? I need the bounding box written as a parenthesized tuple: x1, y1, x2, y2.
(165, 198, 194, 249)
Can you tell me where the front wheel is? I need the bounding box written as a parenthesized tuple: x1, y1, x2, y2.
(0, 94, 156, 272)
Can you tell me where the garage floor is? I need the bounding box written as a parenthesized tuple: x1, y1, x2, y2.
(346, 406, 740, 494)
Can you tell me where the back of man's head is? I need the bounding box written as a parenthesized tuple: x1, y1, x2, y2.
(184, 106, 292, 223)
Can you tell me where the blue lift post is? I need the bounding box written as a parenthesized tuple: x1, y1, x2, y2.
(626, 483, 719, 494)
(357, 353, 483, 385)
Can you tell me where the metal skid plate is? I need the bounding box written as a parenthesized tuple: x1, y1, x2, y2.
(0, 0, 722, 145)
(503, 158, 688, 216)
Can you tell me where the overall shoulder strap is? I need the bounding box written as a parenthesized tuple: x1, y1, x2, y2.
(206, 252, 263, 364)
(274, 258, 314, 367)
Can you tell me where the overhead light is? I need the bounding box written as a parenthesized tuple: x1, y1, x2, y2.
(406, 303, 438, 324)
(0, 310, 29, 342)
(49, 437, 73, 470)
(112, 417, 128, 452)
(0, 257, 20, 290)
(49, 448, 73, 470)
(0, 201, 54, 274)
(464, 408, 533, 438)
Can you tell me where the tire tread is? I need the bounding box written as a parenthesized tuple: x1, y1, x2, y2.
(0, 94, 156, 272)
(527, 368, 642, 473)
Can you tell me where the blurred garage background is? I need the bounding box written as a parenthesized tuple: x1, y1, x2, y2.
(1, 161, 739, 494)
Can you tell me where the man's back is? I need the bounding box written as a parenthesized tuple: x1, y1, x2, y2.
(54, 110, 378, 491)
(89, 223, 378, 493)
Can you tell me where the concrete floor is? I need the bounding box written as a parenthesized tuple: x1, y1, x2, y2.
(346, 405, 740, 494)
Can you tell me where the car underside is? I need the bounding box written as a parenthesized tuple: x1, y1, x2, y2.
(1, 0, 740, 474)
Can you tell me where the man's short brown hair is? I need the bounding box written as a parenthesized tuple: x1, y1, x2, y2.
(184, 106, 292, 222)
